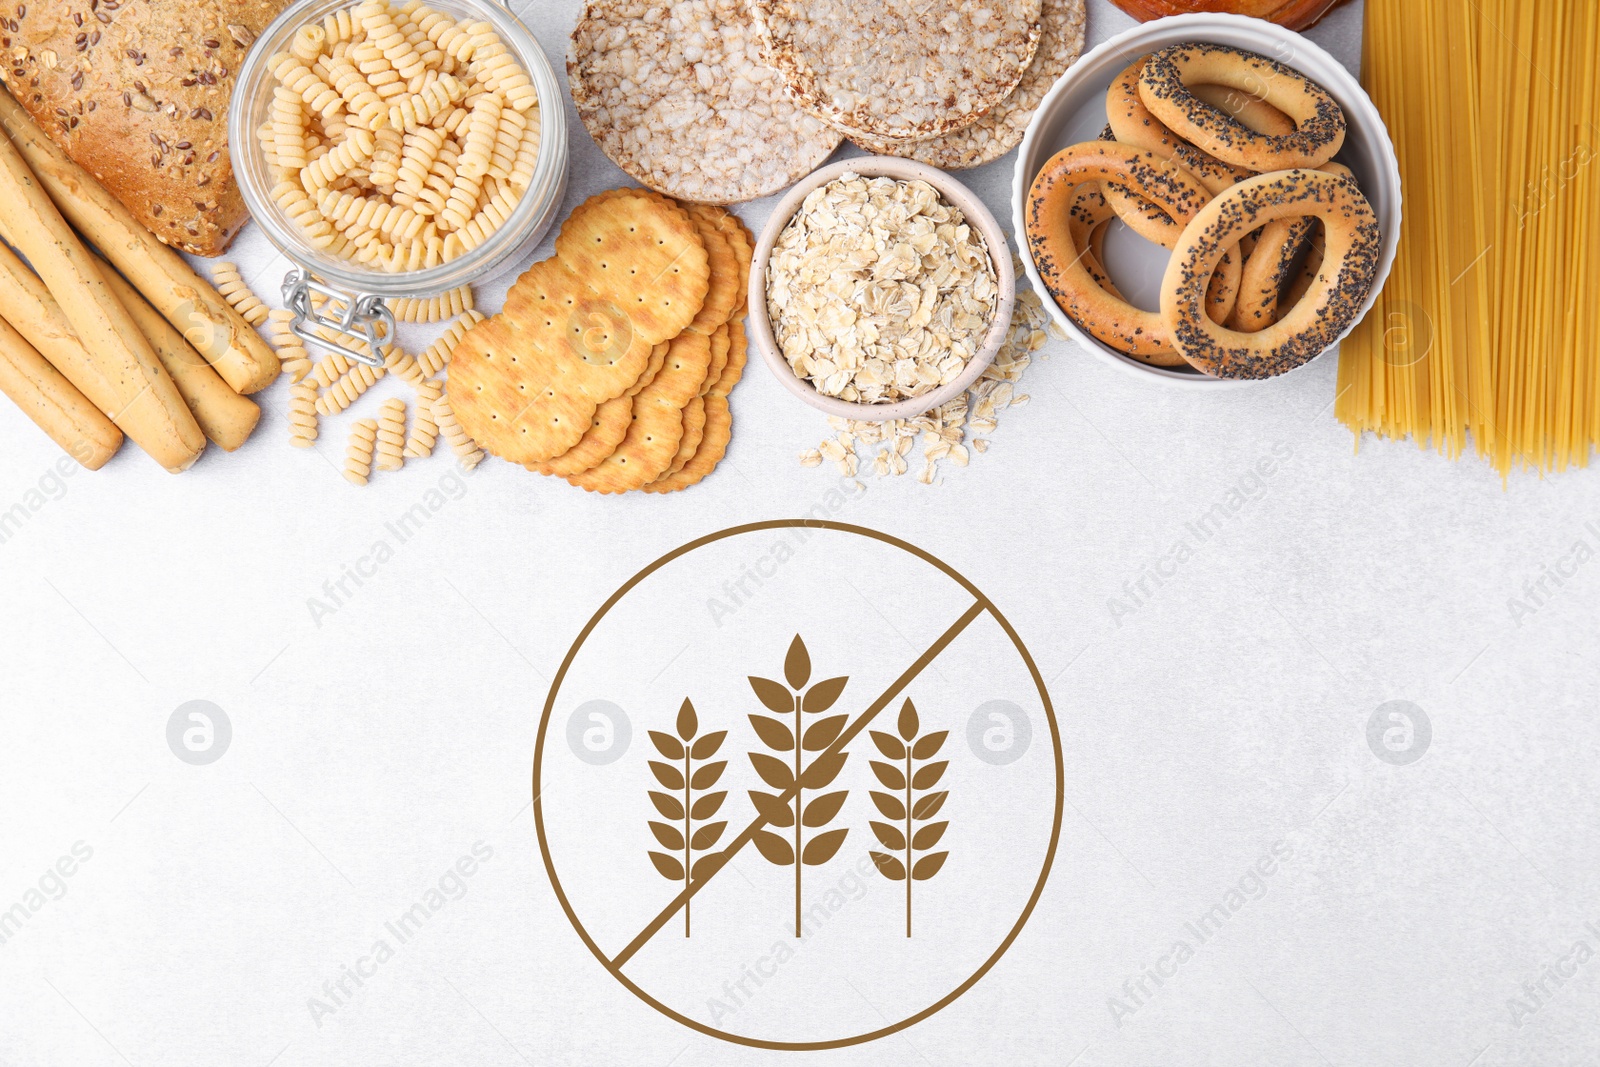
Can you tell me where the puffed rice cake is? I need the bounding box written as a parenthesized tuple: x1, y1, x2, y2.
(568, 0, 842, 204)
(849, 0, 1087, 169)
(752, 0, 1043, 142)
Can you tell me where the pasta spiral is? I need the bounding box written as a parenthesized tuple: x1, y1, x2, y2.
(415, 308, 484, 379)
(344, 418, 378, 485)
(404, 378, 443, 457)
(271, 86, 308, 170)
(300, 127, 376, 192)
(210, 263, 270, 327)
(381, 343, 426, 387)
(468, 27, 537, 112)
(432, 390, 483, 470)
(287, 382, 319, 447)
(272, 181, 338, 248)
(326, 58, 389, 130)
(316, 188, 427, 243)
(292, 24, 328, 63)
(312, 351, 353, 388)
(390, 284, 474, 324)
(357, 0, 427, 81)
(374, 397, 408, 470)
(273, 53, 343, 118)
(267, 309, 314, 383)
(317, 360, 384, 415)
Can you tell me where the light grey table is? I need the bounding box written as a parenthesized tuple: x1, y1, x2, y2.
(1, 1, 1596, 1064)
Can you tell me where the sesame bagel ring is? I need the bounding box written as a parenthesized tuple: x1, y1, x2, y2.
(1025, 141, 1240, 364)
(1065, 182, 1124, 299)
(1139, 43, 1346, 171)
(1106, 57, 1295, 195)
(1161, 169, 1380, 379)
(1228, 162, 1353, 333)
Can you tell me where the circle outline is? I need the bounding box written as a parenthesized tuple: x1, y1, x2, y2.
(532, 520, 1065, 1050)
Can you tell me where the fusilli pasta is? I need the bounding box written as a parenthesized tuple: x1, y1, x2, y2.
(344, 418, 378, 485)
(374, 396, 408, 470)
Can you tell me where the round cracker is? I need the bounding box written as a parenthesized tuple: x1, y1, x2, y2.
(568, 0, 842, 204)
(849, 0, 1087, 169)
(752, 0, 1043, 142)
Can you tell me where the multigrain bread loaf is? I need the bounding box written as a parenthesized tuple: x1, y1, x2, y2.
(0, 0, 289, 256)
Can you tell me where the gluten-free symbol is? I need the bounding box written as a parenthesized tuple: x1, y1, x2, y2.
(534, 521, 1063, 1050)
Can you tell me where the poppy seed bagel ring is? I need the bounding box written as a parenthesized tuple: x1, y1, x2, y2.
(1025, 140, 1243, 365)
(1138, 42, 1346, 171)
(1160, 168, 1380, 379)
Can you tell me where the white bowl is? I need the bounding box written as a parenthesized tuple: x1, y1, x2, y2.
(1011, 13, 1402, 388)
(747, 157, 1017, 423)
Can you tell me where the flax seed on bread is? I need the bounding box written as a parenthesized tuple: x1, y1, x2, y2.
(0, 0, 289, 256)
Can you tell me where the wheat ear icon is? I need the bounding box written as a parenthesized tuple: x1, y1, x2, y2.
(746, 635, 851, 937)
(646, 699, 728, 936)
(869, 699, 949, 937)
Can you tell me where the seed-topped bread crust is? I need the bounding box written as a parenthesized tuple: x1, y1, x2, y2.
(0, 0, 289, 255)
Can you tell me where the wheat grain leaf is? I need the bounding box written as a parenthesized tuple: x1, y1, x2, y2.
(649, 851, 686, 880)
(871, 790, 906, 820)
(803, 827, 847, 865)
(785, 635, 811, 689)
(691, 730, 726, 759)
(749, 676, 793, 714)
(802, 676, 848, 714)
(802, 789, 848, 827)
(912, 760, 947, 790)
(871, 820, 906, 851)
(749, 789, 796, 827)
(691, 791, 726, 820)
(691, 760, 726, 789)
(649, 730, 685, 760)
(871, 851, 907, 881)
(912, 821, 947, 850)
(802, 714, 847, 751)
(691, 852, 724, 880)
(911, 790, 947, 820)
(871, 760, 906, 790)
(912, 730, 948, 760)
(749, 714, 794, 751)
(912, 851, 948, 880)
(691, 821, 727, 849)
(677, 699, 698, 741)
(750, 752, 795, 790)
(898, 699, 919, 741)
(650, 760, 685, 790)
(753, 829, 795, 865)
(650, 790, 685, 820)
(649, 821, 685, 851)
(870, 730, 906, 760)
(802, 750, 848, 789)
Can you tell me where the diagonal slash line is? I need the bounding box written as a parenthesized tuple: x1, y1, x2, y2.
(608, 598, 989, 970)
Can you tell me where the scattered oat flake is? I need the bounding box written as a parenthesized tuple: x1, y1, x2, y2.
(797, 254, 1053, 485)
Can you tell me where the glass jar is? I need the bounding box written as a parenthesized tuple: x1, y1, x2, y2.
(228, 0, 567, 363)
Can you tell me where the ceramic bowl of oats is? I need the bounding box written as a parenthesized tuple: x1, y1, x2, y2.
(747, 157, 1016, 422)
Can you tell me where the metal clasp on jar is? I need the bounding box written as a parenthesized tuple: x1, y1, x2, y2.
(282, 269, 397, 368)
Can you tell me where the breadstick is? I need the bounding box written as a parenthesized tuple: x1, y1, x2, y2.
(0, 236, 199, 468)
(0, 315, 121, 469)
(0, 203, 261, 453)
(0, 88, 279, 395)
(94, 256, 261, 452)
(0, 126, 204, 472)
